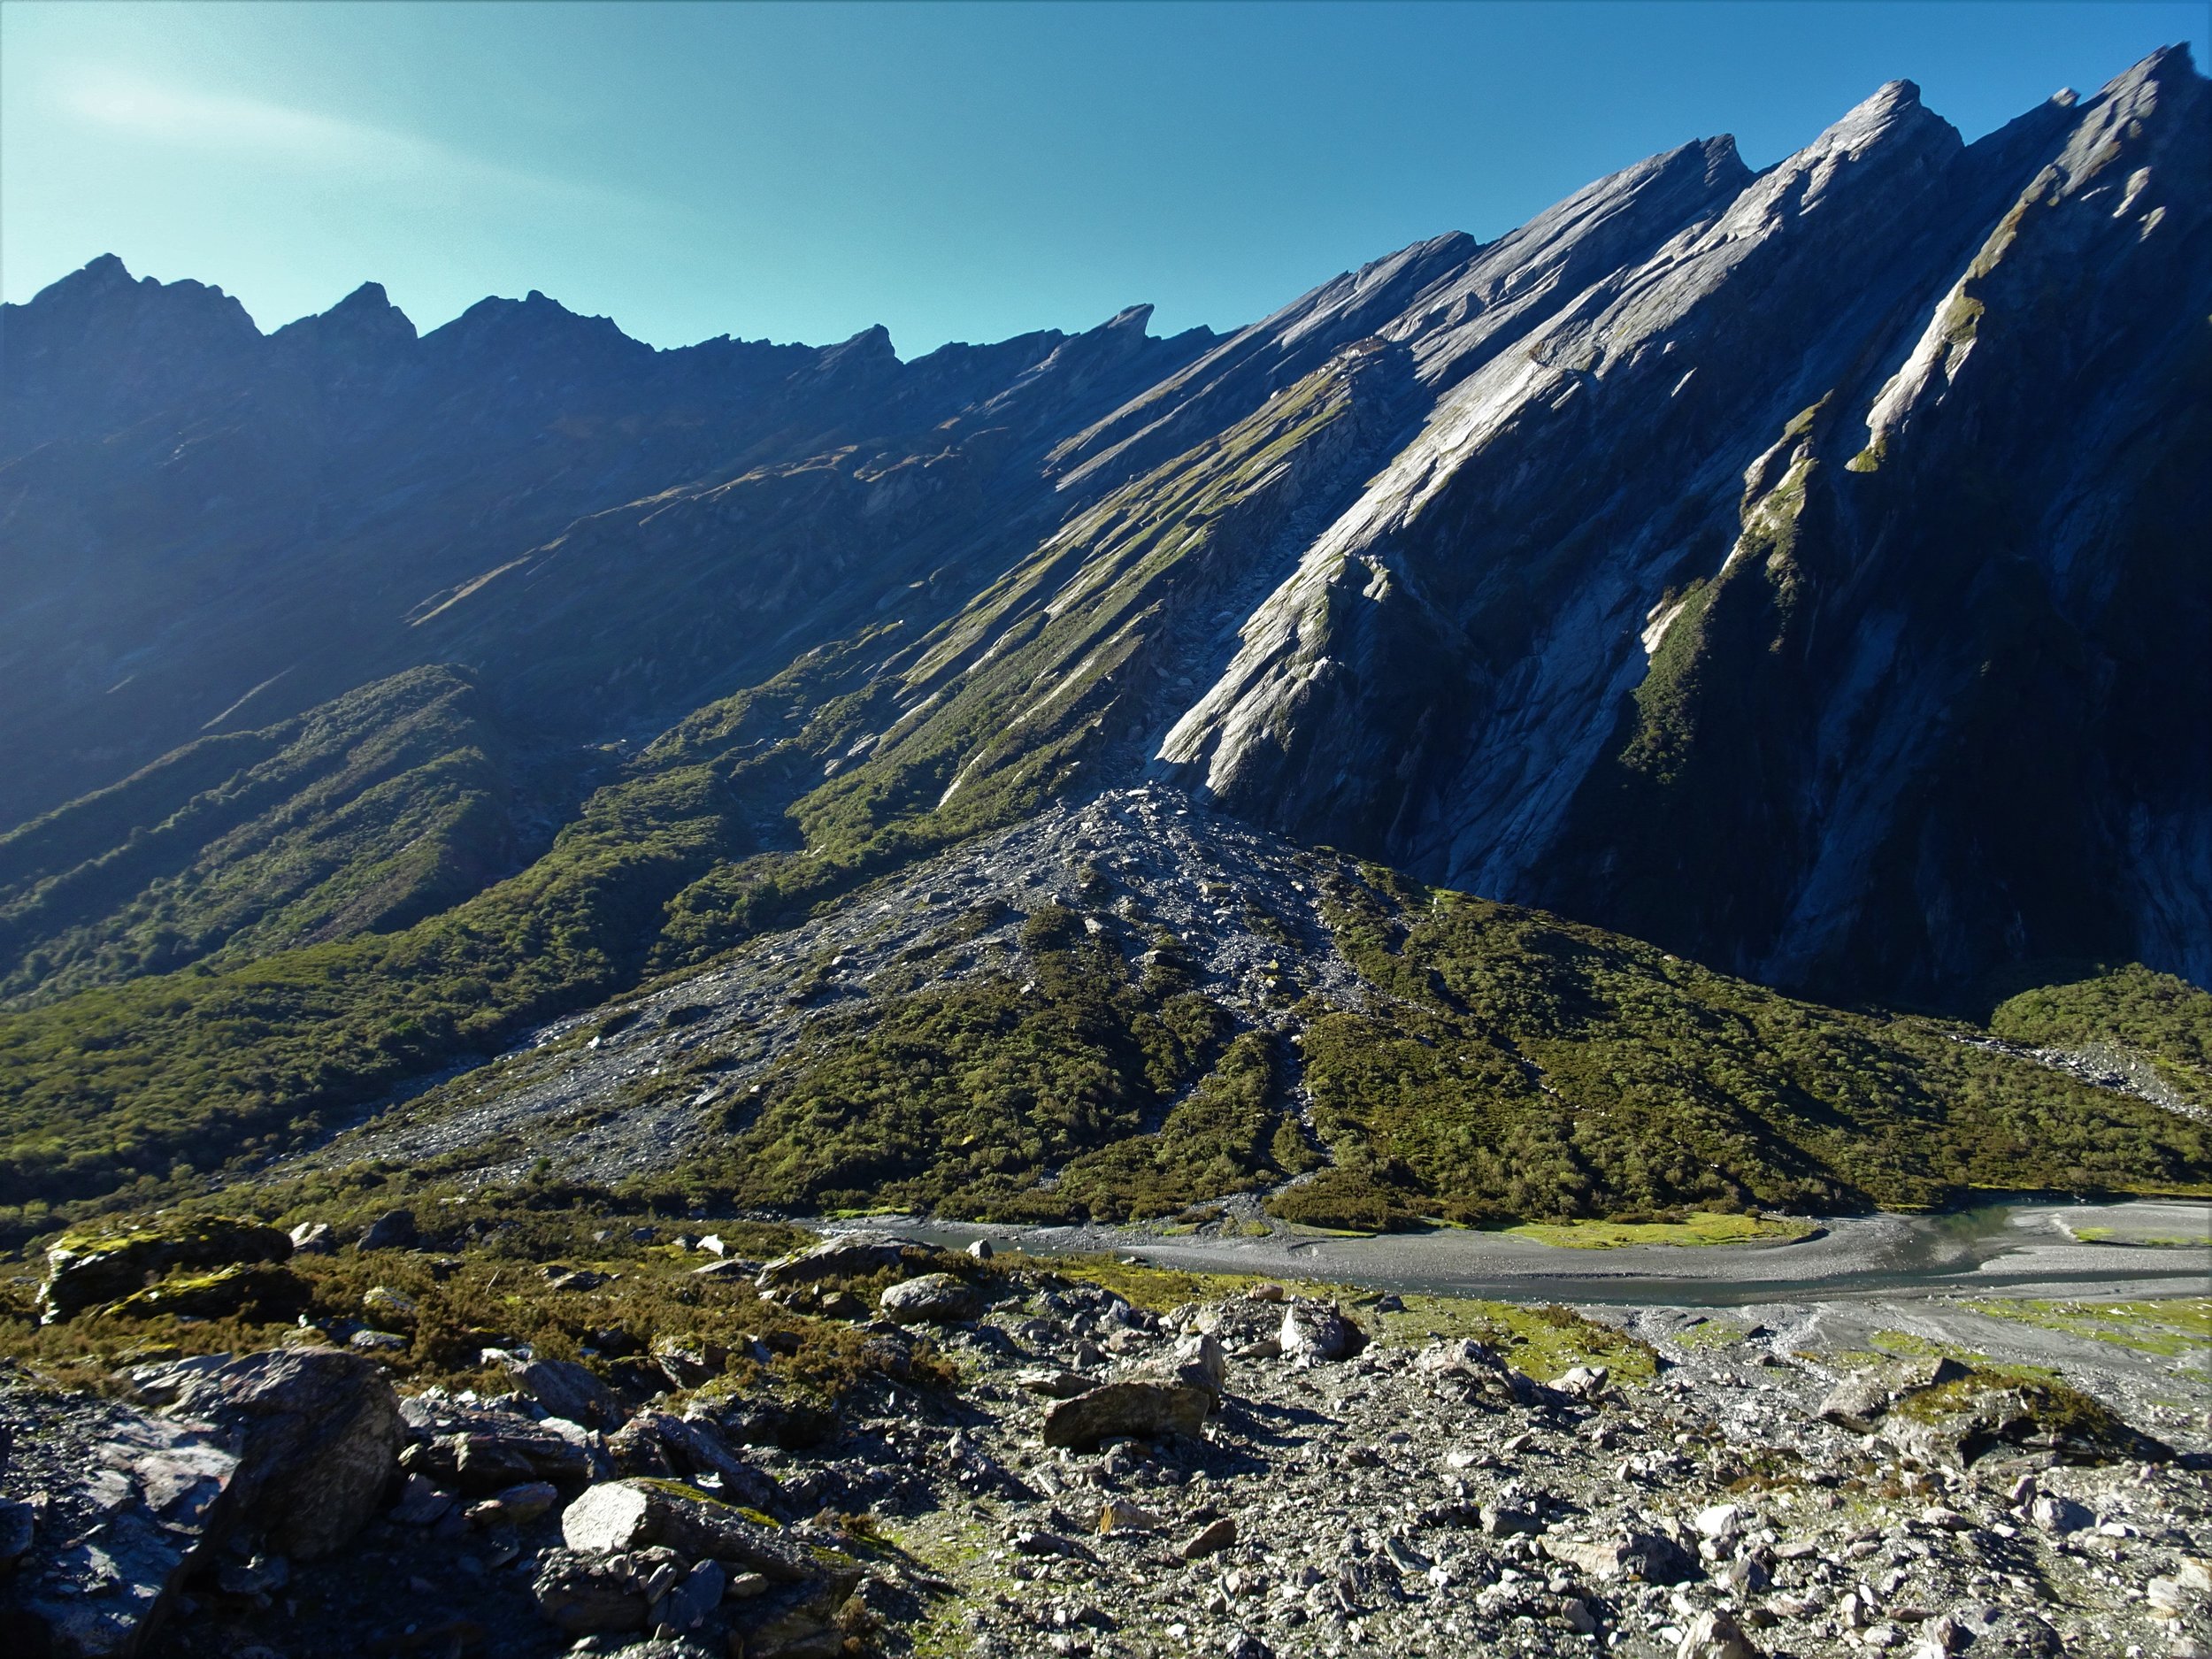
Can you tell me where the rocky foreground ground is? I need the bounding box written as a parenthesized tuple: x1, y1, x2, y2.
(3, 1226, 2207, 1659)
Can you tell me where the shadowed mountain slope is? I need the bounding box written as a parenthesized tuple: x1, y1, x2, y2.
(0, 50, 2204, 1236)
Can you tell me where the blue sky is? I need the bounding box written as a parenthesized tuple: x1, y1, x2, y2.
(1, 2, 2198, 353)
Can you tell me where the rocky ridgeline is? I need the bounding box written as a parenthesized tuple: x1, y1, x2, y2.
(2, 1227, 2207, 1659)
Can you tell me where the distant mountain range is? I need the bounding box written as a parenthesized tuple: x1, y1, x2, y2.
(2, 47, 2205, 1234)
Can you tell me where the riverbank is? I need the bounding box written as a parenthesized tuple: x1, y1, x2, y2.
(872, 1195, 2212, 1307)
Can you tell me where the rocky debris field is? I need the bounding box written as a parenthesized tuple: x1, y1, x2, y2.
(3, 1221, 2208, 1659)
(280, 789, 1379, 1183)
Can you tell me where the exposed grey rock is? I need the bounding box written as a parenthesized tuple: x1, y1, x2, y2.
(754, 1233, 934, 1290)
(1279, 1299, 1367, 1363)
(0, 1379, 237, 1657)
(531, 1545, 653, 1632)
(126, 1346, 402, 1560)
(608, 1409, 780, 1513)
(1677, 1608, 1763, 1659)
(1137, 1333, 1227, 1405)
(558, 1479, 815, 1580)
(389, 1471, 453, 1525)
(399, 1410, 595, 1494)
(876, 1272, 982, 1325)
(1181, 1517, 1237, 1559)
(1041, 1380, 1212, 1449)
(463, 1479, 557, 1526)
(355, 1210, 418, 1253)
(657, 1555, 725, 1632)
(1544, 1530, 1701, 1586)
(651, 1335, 729, 1389)
(500, 1354, 618, 1429)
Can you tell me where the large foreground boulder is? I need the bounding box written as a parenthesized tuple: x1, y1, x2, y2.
(3, 1347, 400, 1657)
(0, 1373, 237, 1657)
(127, 1347, 403, 1560)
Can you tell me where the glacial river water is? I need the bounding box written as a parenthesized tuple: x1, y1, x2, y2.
(886, 1196, 2211, 1309)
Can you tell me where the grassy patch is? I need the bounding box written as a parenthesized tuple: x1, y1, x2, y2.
(1668, 1317, 1755, 1351)
(1370, 1296, 1660, 1385)
(1958, 1296, 2212, 1363)
(1500, 1211, 1814, 1249)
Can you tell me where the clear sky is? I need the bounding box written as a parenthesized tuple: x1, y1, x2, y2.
(1, 2, 2199, 354)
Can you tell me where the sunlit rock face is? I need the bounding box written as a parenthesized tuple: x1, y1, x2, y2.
(1156, 49, 2210, 1002)
(2, 49, 2203, 1008)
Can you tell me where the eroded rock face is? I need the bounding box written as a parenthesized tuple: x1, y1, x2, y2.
(126, 1347, 403, 1561)
(0, 1376, 237, 1657)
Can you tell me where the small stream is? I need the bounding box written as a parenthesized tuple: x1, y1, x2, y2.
(880, 1196, 2212, 1308)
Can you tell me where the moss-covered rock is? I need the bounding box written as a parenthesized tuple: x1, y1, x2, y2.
(96, 1262, 311, 1323)
(39, 1215, 292, 1323)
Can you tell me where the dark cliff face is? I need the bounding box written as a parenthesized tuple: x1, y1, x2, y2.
(1156, 49, 2212, 1004)
(1, 48, 2204, 1011)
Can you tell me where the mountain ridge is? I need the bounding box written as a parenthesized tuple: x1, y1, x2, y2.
(0, 47, 2205, 1239)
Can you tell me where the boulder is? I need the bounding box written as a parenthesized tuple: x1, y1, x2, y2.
(1876, 1371, 2171, 1467)
(1041, 1381, 1211, 1450)
(356, 1209, 419, 1252)
(398, 1411, 595, 1495)
(287, 1221, 334, 1255)
(361, 1286, 419, 1326)
(876, 1272, 982, 1325)
(501, 1355, 619, 1429)
(1181, 1517, 1238, 1559)
(1554, 1363, 1609, 1401)
(651, 1335, 730, 1389)
(658, 1556, 726, 1632)
(99, 1263, 310, 1324)
(611, 1409, 780, 1512)
(390, 1472, 454, 1525)
(0, 1375, 239, 1657)
(607, 1416, 679, 1478)
(38, 1217, 292, 1324)
(1544, 1530, 1701, 1586)
(1416, 1336, 1555, 1406)
(754, 1232, 935, 1290)
(1095, 1496, 1161, 1533)
(531, 1545, 657, 1632)
(1137, 1333, 1226, 1405)
(127, 1347, 403, 1560)
(1279, 1300, 1367, 1363)
(1677, 1608, 1763, 1659)
(1816, 1356, 1970, 1432)
(465, 1479, 559, 1526)
(559, 1479, 815, 1581)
